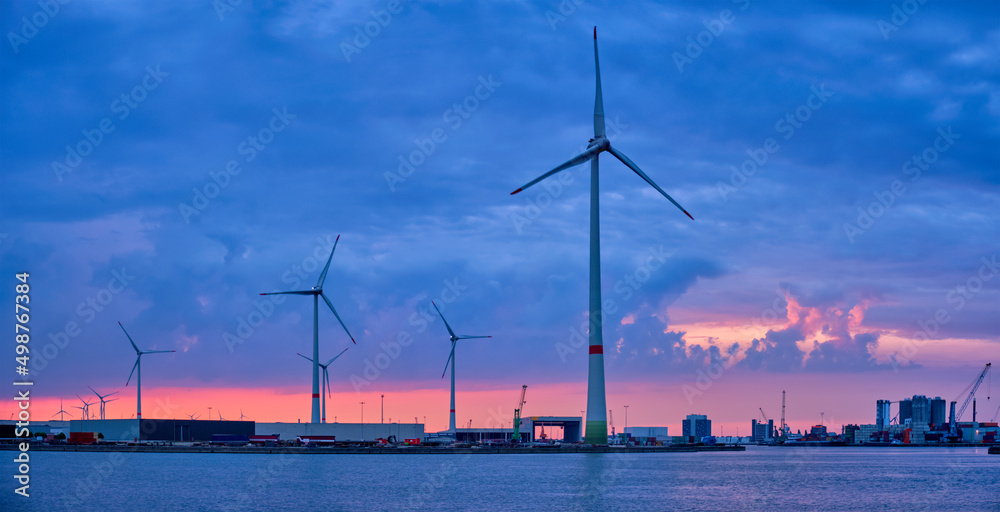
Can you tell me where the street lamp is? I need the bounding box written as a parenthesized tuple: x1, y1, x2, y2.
(360, 402, 366, 442)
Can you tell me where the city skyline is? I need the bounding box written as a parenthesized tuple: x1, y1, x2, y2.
(2, 2, 998, 437)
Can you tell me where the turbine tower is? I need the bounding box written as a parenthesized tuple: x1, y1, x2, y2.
(260, 235, 356, 424)
(510, 28, 694, 444)
(432, 301, 491, 435)
(88, 385, 119, 421)
(297, 347, 349, 423)
(119, 322, 175, 421)
(51, 399, 69, 421)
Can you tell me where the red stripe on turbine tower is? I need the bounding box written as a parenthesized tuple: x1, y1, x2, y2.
(589, 345, 603, 354)
(312, 394, 320, 398)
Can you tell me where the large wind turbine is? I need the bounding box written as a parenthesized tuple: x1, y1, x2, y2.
(510, 28, 694, 445)
(261, 235, 356, 424)
(297, 347, 349, 423)
(88, 385, 119, 421)
(432, 301, 491, 435)
(119, 322, 175, 421)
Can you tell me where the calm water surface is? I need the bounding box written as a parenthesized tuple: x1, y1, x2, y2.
(2, 446, 997, 511)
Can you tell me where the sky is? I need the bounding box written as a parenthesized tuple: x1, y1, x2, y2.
(1, 0, 998, 436)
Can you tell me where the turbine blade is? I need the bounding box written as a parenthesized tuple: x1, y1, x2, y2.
(88, 385, 100, 397)
(118, 322, 140, 354)
(106, 391, 119, 397)
(431, 301, 457, 339)
(441, 343, 456, 379)
(317, 235, 340, 288)
(326, 347, 349, 366)
(126, 357, 140, 386)
(297, 352, 314, 363)
(607, 146, 694, 220)
(143, 350, 175, 354)
(260, 290, 315, 296)
(324, 368, 332, 398)
(458, 335, 492, 339)
(594, 26, 605, 138)
(510, 145, 602, 195)
(321, 293, 356, 344)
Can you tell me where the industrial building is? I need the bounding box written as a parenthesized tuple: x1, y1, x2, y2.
(751, 418, 774, 442)
(66, 419, 254, 442)
(256, 422, 424, 442)
(682, 414, 711, 442)
(434, 416, 582, 444)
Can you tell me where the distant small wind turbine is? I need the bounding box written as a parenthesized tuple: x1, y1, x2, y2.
(88, 385, 119, 421)
(260, 235, 356, 424)
(75, 395, 94, 420)
(51, 399, 69, 421)
(187, 413, 201, 420)
(298, 347, 349, 423)
(119, 322, 175, 421)
(509, 27, 694, 444)
(239, 409, 248, 421)
(432, 301, 491, 435)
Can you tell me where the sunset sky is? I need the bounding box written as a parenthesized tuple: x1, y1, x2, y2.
(1, 1, 998, 436)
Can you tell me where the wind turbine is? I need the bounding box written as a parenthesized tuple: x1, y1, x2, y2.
(119, 321, 175, 421)
(239, 409, 248, 421)
(187, 413, 201, 420)
(51, 399, 69, 421)
(75, 395, 94, 420)
(260, 235, 356, 424)
(510, 28, 694, 445)
(297, 347, 349, 423)
(88, 385, 119, 421)
(432, 301, 491, 435)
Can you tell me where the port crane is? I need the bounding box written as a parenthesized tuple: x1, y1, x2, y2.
(950, 362, 991, 438)
(511, 385, 527, 443)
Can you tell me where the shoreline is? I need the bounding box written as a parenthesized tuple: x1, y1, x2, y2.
(2, 443, 745, 455)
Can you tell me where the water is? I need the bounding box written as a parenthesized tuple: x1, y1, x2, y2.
(2, 446, 997, 511)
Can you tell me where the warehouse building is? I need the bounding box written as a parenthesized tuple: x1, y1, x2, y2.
(256, 422, 424, 442)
